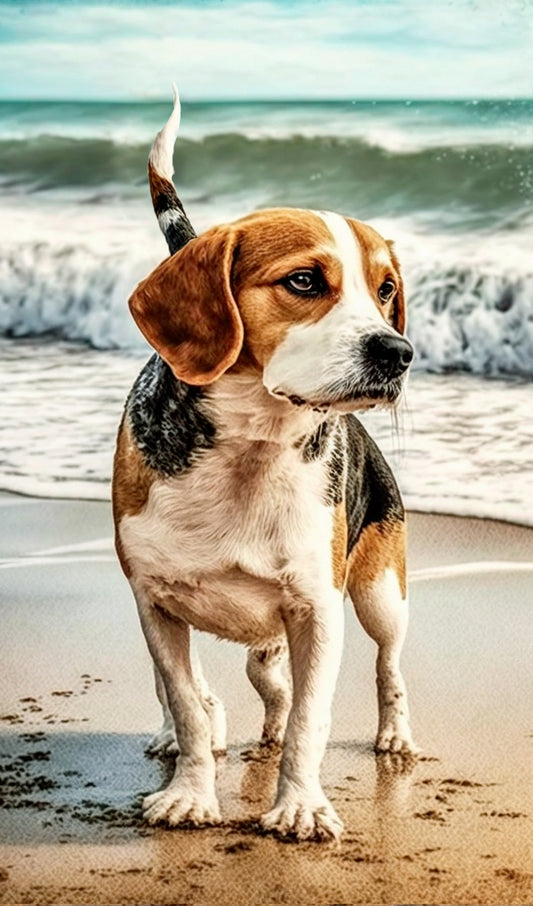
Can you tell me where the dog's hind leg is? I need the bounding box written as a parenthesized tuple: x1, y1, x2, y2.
(347, 518, 418, 756)
(146, 664, 179, 755)
(246, 642, 291, 746)
(191, 642, 227, 754)
(135, 591, 221, 827)
(147, 642, 226, 757)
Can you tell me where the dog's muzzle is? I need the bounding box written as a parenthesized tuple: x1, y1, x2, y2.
(267, 331, 414, 412)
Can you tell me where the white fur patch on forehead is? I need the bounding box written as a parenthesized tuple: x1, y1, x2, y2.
(373, 246, 393, 267)
(315, 210, 366, 295)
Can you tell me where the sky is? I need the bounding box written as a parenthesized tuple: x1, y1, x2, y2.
(0, 0, 532, 100)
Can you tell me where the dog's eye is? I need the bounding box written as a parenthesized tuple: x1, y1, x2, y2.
(281, 269, 325, 296)
(378, 279, 396, 303)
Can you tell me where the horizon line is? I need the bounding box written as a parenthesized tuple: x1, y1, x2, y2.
(1, 95, 532, 104)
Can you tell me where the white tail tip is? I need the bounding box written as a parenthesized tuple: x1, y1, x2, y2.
(149, 83, 181, 181)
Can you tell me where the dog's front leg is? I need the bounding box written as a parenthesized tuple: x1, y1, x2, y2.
(134, 590, 221, 827)
(261, 587, 344, 841)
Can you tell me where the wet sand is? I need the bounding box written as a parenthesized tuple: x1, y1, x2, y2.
(0, 494, 532, 905)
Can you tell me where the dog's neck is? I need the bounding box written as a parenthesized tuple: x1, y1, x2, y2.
(207, 373, 327, 447)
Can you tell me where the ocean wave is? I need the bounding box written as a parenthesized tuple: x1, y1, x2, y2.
(409, 265, 533, 377)
(1, 242, 532, 378)
(0, 133, 531, 222)
(2, 99, 532, 152)
(0, 244, 147, 350)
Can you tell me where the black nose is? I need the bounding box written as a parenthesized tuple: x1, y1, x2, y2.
(365, 333, 414, 377)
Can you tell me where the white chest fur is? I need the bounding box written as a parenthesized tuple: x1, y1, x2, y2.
(119, 380, 337, 645)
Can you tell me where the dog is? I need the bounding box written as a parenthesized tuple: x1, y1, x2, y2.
(112, 88, 417, 842)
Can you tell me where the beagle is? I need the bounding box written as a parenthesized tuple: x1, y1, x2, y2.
(113, 90, 417, 842)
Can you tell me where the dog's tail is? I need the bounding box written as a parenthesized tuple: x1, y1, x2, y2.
(148, 84, 197, 254)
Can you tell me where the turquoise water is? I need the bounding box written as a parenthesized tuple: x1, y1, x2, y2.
(0, 98, 532, 227)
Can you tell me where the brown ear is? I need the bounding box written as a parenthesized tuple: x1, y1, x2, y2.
(386, 240, 406, 335)
(128, 226, 243, 384)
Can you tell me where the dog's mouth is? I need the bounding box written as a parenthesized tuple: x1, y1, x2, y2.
(269, 389, 331, 413)
(270, 380, 404, 413)
(274, 392, 330, 413)
(332, 379, 405, 412)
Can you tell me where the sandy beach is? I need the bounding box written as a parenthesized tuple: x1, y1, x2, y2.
(0, 493, 532, 905)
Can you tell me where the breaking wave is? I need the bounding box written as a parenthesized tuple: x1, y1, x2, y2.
(0, 133, 531, 224)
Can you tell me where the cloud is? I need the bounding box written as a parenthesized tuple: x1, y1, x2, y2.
(0, 0, 531, 99)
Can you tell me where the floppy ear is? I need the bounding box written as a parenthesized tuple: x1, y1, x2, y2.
(128, 226, 243, 384)
(386, 240, 406, 335)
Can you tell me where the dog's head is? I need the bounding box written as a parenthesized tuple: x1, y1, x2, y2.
(129, 207, 413, 411)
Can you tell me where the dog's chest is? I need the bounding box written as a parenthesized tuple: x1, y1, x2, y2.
(119, 439, 334, 644)
(120, 437, 332, 575)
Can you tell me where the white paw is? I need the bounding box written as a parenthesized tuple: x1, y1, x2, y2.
(376, 715, 419, 756)
(143, 784, 221, 827)
(261, 793, 343, 841)
(146, 727, 179, 756)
